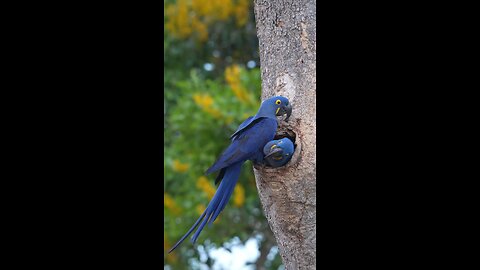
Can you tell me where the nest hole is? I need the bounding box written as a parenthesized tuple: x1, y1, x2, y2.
(274, 127, 297, 151)
(254, 125, 301, 172)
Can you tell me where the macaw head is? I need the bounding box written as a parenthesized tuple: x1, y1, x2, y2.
(263, 137, 295, 168)
(257, 96, 292, 121)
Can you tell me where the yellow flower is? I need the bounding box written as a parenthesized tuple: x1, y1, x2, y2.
(165, 0, 193, 39)
(193, 0, 234, 21)
(225, 64, 241, 81)
(196, 204, 206, 215)
(233, 184, 245, 207)
(234, 0, 250, 26)
(196, 176, 216, 199)
(217, 0, 233, 20)
(166, 0, 251, 43)
(164, 193, 182, 215)
(232, 85, 251, 103)
(192, 0, 212, 17)
(192, 17, 209, 42)
(225, 65, 253, 104)
(165, 0, 253, 43)
(193, 93, 214, 108)
(172, 159, 189, 173)
(193, 93, 224, 119)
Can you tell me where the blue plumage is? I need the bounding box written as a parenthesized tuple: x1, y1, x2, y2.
(263, 138, 295, 168)
(168, 96, 292, 253)
(230, 96, 291, 140)
(205, 118, 277, 174)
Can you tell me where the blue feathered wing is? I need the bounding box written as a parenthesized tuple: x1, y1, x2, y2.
(168, 117, 277, 253)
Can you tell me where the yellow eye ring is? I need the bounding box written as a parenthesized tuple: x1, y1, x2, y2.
(275, 100, 281, 105)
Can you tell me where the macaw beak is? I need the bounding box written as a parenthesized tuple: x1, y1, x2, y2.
(265, 146, 284, 159)
(284, 104, 292, 121)
(276, 104, 292, 121)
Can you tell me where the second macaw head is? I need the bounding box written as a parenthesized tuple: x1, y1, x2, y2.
(263, 137, 295, 168)
(257, 96, 292, 121)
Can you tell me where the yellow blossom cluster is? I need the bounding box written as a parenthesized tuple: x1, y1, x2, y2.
(233, 183, 245, 207)
(165, 0, 208, 42)
(225, 65, 253, 104)
(172, 159, 189, 173)
(164, 193, 182, 215)
(234, 0, 250, 26)
(193, 93, 223, 119)
(192, 0, 232, 21)
(165, 0, 250, 42)
(196, 204, 206, 215)
(196, 176, 216, 199)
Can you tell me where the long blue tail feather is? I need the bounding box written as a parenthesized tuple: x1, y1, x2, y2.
(168, 162, 243, 252)
(167, 211, 206, 253)
(192, 162, 242, 243)
(209, 163, 241, 226)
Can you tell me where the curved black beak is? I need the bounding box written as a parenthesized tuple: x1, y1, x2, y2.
(276, 104, 292, 121)
(265, 147, 284, 159)
(284, 104, 292, 121)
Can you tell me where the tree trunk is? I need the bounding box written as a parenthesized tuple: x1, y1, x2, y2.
(253, 0, 316, 269)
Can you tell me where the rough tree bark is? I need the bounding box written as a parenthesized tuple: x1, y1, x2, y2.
(253, 0, 316, 269)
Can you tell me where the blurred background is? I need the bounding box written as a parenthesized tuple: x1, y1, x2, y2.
(164, 0, 283, 269)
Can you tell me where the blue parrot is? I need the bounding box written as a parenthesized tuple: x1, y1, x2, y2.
(263, 137, 295, 168)
(168, 96, 292, 253)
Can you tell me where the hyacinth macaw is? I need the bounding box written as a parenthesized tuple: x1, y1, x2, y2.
(263, 137, 295, 168)
(168, 96, 292, 253)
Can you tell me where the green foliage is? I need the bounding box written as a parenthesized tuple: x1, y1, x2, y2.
(164, 68, 266, 265)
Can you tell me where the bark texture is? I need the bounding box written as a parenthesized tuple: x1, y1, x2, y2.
(253, 0, 316, 269)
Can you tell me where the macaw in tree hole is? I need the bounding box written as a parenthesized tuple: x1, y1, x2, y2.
(263, 137, 295, 168)
(168, 96, 292, 253)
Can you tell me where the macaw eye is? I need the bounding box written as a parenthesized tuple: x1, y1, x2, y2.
(275, 100, 281, 105)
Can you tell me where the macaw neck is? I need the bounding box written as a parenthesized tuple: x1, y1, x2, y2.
(254, 106, 276, 119)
